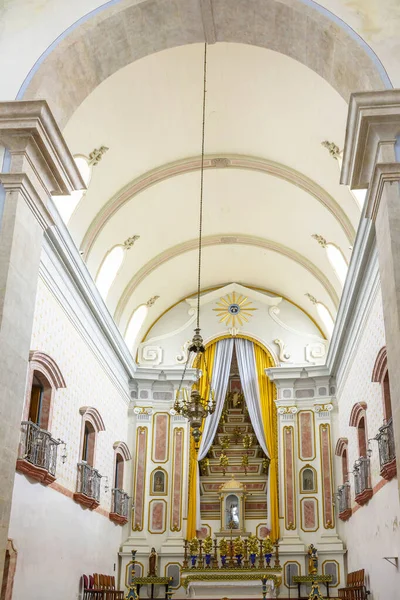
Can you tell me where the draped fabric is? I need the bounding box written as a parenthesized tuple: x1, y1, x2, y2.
(195, 338, 235, 528)
(235, 337, 280, 542)
(235, 338, 269, 457)
(186, 342, 216, 539)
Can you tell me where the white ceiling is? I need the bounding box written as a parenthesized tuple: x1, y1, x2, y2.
(62, 41, 360, 341)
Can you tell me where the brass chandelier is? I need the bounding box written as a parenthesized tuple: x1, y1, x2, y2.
(174, 44, 215, 444)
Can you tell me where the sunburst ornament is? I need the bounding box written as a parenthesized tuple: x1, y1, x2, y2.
(213, 292, 257, 327)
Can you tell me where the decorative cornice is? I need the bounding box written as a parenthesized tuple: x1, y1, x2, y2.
(114, 235, 339, 324)
(0, 172, 54, 230)
(80, 154, 355, 258)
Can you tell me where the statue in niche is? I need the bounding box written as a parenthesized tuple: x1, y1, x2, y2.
(148, 547, 158, 577)
(302, 468, 314, 491)
(226, 494, 240, 529)
(154, 471, 165, 493)
(307, 544, 318, 575)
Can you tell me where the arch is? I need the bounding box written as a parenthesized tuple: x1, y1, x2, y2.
(113, 441, 132, 461)
(1, 539, 17, 600)
(20, 0, 390, 129)
(81, 154, 355, 258)
(29, 351, 66, 390)
(372, 346, 388, 383)
(349, 402, 367, 428)
(335, 437, 349, 457)
(114, 234, 339, 324)
(79, 406, 106, 432)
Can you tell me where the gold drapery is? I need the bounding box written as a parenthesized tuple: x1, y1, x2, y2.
(254, 342, 280, 542)
(186, 342, 216, 539)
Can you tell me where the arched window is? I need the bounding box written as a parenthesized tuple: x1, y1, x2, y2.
(24, 351, 66, 432)
(78, 406, 105, 467)
(325, 244, 348, 286)
(125, 304, 149, 351)
(372, 347, 392, 423)
(335, 438, 349, 484)
(53, 155, 92, 224)
(349, 402, 368, 458)
(95, 245, 125, 300)
(316, 303, 334, 337)
(110, 442, 131, 525)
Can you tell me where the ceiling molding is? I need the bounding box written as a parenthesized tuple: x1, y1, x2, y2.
(113, 233, 340, 325)
(80, 154, 356, 259)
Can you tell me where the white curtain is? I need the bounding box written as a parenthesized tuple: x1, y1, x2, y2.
(235, 338, 270, 458)
(196, 337, 234, 528)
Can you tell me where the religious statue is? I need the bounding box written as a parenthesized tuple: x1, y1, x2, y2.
(154, 472, 164, 493)
(308, 544, 318, 575)
(228, 500, 239, 529)
(148, 547, 158, 576)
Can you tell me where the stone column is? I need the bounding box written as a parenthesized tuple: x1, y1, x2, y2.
(0, 101, 83, 575)
(341, 90, 400, 492)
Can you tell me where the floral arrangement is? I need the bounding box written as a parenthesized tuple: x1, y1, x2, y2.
(262, 536, 274, 554)
(203, 535, 213, 555)
(247, 533, 259, 555)
(219, 538, 228, 556)
(189, 537, 199, 556)
(233, 536, 244, 556)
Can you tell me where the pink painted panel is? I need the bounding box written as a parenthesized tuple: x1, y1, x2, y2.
(258, 526, 270, 538)
(151, 501, 165, 532)
(171, 428, 184, 531)
(303, 499, 316, 529)
(299, 411, 314, 460)
(320, 425, 334, 528)
(133, 427, 147, 530)
(284, 427, 295, 529)
(153, 413, 169, 462)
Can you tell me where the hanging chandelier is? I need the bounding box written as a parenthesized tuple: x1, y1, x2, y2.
(173, 44, 215, 444)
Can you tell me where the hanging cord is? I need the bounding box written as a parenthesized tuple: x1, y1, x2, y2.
(196, 43, 208, 330)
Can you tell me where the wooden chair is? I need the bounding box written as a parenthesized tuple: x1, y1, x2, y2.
(338, 569, 369, 600)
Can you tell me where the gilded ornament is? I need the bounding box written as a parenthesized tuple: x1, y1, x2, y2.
(221, 435, 230, 449)
(247, 534, 259, 556)
(262, 537, 274, 555)
(219, 538, 229, 556)
(213, 291, 257, 328)
(233, 536, 244, 556)
(219, 451, 229, 475)
(189, 537, 199, 556)
(242, 434, 253, 449)
(241, 454, 249, 474)
(203, 535, 213, 555)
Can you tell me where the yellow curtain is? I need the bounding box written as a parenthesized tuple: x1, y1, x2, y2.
(254, 342, 280, 542)
(186, 342, 216, 539)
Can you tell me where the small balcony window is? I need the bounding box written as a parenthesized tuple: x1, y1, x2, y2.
(353, 456, 372, 505)
(109, 442, 131, 525)
(375, 418, 397, 480)
(336, 483, 351, 521)
(74, 462, 102, 510)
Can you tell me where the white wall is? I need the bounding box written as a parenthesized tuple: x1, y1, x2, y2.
(335, 288, 400, 599)
(9, 474, 122, 600)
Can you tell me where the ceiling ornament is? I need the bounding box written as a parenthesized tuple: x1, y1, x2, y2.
(273, 339, 291, 362)
(311, 234, 327, 248)
(321, 141, 341, 161)
(213, 291, 257, 328)
(123, 235, 140, 250)
(81, 153, 355, 259)
(146, 295, 160, 307)
(173, 43, 216, 445)
(305, 293, 318, 305)
(88, 145, 109, 166)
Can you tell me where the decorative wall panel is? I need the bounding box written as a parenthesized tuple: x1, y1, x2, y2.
(170, 427, 184, 531)
(132, 426, 147, 531)
(320, 424, 334, 528)
(149, 499, 167, 534)
(152, 413, 170, 463)
(298, 410, 315, 460)
(323, 561, 339, 587)
(300, 497, 319, 532)
(283, 426, 295, 530)
(165, 563, 181, 589)
(284, 562, 300, 588)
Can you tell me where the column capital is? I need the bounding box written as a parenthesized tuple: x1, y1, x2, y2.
(0, 100, 84, 197)
(341, 90, 400, 220)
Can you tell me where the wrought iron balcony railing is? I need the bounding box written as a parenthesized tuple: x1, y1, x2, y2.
(18, 420, 60, 480)
(376, 418, 396, 475)
(112, 488, 129, 518)
(337, 483, 351, 515)
(76, 462, 101, 503)
(353, 457, 372, 504)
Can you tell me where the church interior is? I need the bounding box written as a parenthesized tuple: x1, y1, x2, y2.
(1, 1, 400, 599)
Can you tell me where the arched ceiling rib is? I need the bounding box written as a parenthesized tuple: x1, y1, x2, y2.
(113, 234, 340, 325)
(81, 154, 355, 259)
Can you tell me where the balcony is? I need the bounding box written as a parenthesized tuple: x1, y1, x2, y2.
(376, 418, 397, 480)
(74, 462, 102, 510)
(353, 457, 372, 505)
(337, 483, 352, 521)
(109, 488, 130, 525)
(16, 421, 60, 485)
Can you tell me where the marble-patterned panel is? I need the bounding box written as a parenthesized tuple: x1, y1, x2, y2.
(300, 497, 319, 532)
(170, 427, 184, 531)
(152, 413, 170, 463)
(298, 410, 315, 461)
(133, 426, 148, 531)
(149, 499, 166, 534)
(283, 426, 295, 530)
(320, 424, 334, 528)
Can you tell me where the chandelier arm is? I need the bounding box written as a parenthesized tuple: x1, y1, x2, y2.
(196, 42, 208, 330)
(175, 350, 192, 404)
